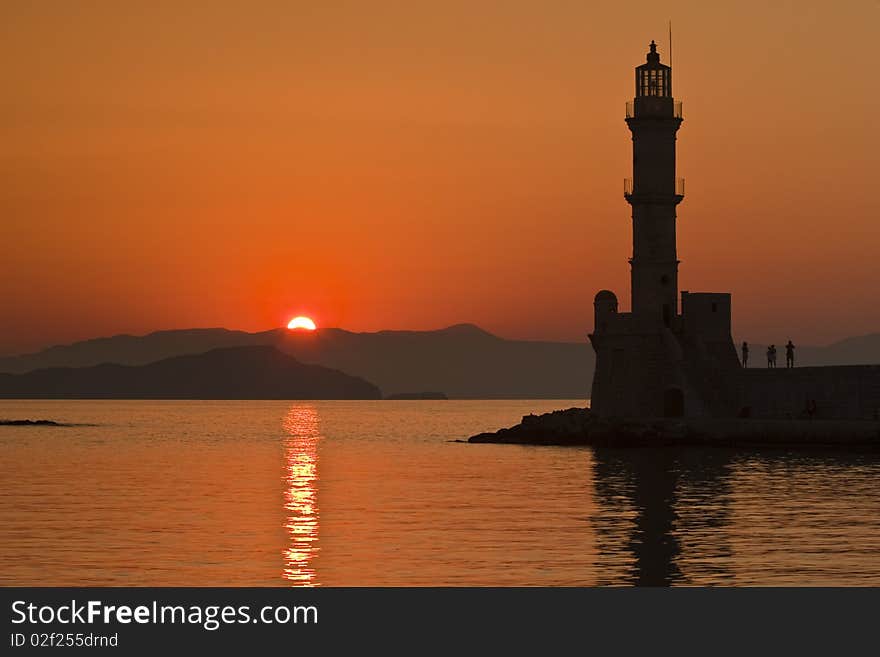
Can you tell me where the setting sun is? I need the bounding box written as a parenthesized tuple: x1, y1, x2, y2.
(287, 316, 317, 331)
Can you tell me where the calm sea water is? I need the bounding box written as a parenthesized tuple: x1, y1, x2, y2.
(2, 400, 879, 586)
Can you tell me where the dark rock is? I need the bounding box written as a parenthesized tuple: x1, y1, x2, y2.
(469, 407, 593, 445)
(0, 419, 63, 426)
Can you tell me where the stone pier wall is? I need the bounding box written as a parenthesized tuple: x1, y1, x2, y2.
(736, 365, 880, 420)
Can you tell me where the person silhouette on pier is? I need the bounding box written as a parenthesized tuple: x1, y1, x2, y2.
(767, 345, 777, 368)
(741, 341, 749, 368)
(785, 340, 795, 368)
(804, 398, 817, 419)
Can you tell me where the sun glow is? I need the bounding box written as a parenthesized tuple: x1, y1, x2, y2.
(287, 316, 317, 331)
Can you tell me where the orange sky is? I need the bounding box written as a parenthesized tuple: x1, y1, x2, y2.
(2, 1, 878, 355)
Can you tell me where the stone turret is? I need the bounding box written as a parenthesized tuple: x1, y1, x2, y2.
(593, 290, 618, 334)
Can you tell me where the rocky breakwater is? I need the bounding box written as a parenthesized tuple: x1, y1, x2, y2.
(467, 407, 880, 447)
(468, 407, 597, 446)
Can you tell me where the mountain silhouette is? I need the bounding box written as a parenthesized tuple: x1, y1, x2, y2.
(273, 323, 593, 398)
(0, 346, 381, 399)
(3, 325, 879, 398)
(0, 324, 593, 398)
(3, 326, 879, 398)
(0, 328, 279, 372)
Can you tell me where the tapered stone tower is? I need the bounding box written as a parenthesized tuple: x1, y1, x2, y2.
(625, 40, 684, 328)
(589, 41, 737, 419)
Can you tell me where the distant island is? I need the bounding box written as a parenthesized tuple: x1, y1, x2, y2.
(0, 346, 381, 400)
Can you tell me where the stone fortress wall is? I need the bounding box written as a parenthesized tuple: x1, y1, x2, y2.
(736, 365, 880, 420)
(591, 287, 880, 420)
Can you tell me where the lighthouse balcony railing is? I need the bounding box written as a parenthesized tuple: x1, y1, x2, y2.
(623, 178, 685, 198)
(625, 100, 683, 119)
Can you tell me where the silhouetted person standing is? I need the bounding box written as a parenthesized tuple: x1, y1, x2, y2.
(804, 398, 817, 419)
(785, 340, 795, 368)
(766, 345, 774, 368)
(741, 341, 749, 367)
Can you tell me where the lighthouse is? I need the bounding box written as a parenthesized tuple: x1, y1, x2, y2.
(625, 40, 684, 328)
(589, 41, 737, 419)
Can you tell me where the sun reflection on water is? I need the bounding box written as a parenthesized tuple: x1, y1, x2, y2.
(282, 405, 321, 586)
